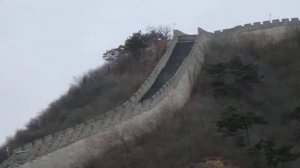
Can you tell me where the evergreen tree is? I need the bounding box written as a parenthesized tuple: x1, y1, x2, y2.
(206, 56, 262, 98)
(216, 105, 266, 146)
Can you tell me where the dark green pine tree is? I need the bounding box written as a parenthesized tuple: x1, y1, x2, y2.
(216, 105, 266, 146)
(206, 56, 262, 98)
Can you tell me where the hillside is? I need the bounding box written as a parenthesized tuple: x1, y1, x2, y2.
(0, 28, 171, 164)
(77, 24, 300, 168)
(1, 19, 300, 168)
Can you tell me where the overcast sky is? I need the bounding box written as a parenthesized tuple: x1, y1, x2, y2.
(0, 0, 299, 145)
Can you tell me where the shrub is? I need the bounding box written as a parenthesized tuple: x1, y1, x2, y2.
(0, 28, 171, 163)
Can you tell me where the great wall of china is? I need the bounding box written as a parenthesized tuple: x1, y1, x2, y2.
(1, 18, 300, 168)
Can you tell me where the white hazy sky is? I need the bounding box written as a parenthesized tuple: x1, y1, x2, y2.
(0, 0, 299, 145)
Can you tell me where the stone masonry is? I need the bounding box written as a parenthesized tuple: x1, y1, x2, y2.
(0, 18, 299, 168)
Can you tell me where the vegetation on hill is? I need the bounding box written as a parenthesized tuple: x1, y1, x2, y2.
(0, 27, 171, 163)
(77, 29, 300, 168)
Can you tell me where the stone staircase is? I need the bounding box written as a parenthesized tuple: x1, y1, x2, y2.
(141, 39, 195, 101)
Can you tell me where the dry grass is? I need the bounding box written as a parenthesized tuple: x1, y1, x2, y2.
(78, 29, 300, 168)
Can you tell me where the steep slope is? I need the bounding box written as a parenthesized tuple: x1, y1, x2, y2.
(0, 31, 203, 168)
(141, 41, 195, 101)
(0, 30, 170, 165)
(76, 18, 300, 168)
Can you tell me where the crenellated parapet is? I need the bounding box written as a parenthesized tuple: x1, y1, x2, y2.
(214, 18, 300, 35)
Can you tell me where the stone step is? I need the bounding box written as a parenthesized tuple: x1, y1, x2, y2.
(140, 41, 195, 101)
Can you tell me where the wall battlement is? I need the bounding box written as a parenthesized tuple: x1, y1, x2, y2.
(214, 18, 300, 34)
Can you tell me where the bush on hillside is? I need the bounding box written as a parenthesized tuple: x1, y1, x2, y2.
(0, 27, 171, 163)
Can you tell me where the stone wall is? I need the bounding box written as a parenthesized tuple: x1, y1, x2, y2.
(14, 27, 210, 168)
(214, 18, 300, 35)
(0, 30, 189, 168)
(1, 18, 299, 168)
